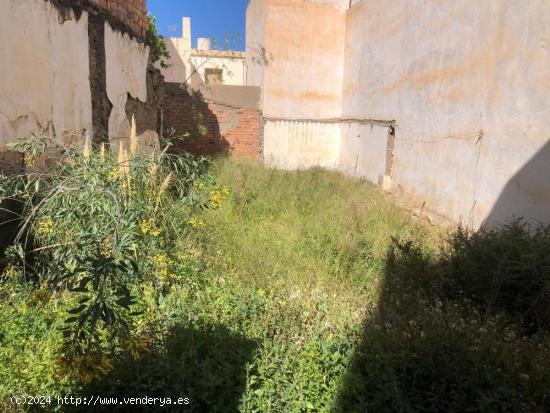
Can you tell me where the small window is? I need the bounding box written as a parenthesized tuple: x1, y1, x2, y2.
(205, 68, 223, 85)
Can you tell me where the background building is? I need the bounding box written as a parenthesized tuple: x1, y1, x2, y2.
(162, 17, 246, 87)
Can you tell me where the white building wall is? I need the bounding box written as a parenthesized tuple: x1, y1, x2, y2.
(190, 55, 246, 86)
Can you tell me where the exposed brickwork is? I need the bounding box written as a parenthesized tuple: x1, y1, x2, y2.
(163, 85, 262, 158)
(87, 0, 147, 38)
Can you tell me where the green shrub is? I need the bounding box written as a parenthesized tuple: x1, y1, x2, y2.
(389, 219, 550, 331)
(443, 220, 550, 331)
(1, 135, 212, 373)
(336, 220, 550, 412)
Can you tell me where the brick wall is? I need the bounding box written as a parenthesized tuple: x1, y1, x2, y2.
(87, 0, 147, 38)
(163, 85, 262, 158)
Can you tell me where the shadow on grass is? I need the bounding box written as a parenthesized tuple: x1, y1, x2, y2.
(77, 323, 257, 413)
(333, 221, 550, 412)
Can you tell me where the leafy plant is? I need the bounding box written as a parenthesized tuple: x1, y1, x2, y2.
(146, 15, 171, 68)
(1, 135, 212, 361)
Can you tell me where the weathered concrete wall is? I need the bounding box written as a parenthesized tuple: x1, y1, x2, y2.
(249, 0, 550, 227)
(195, 84, 261, 110)
(0, 0, 155, 160)
(0, 0, 92, 147)
(339, 122, 389, 185)
(264, 120, 340, 169)
(340, 0, 550, 227)
(261, 0, 346, 119)
(246, 0, 268, 90)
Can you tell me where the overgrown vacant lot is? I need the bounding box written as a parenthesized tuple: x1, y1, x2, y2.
(1, 151, 550, 412)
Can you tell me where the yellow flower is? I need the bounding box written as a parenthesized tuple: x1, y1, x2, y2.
(107, 167, 119, 182)
(153, 253, 168, 267)
(25, 154, 35, 167)
(140, 220, 161, 237)
(2, 264, 19, 279)
(125, 336, 152, 360)
(101, 238, 113, 256)
(187, 217, 205, 229)
(153, 253, 177, 284)
(29, 289, 52, 305)
(209, 186, 230, 209)
(257, 288, 266, 297)
(37, 217, 54, 236)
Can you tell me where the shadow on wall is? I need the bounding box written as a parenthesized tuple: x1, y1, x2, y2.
(484, 140, 550, 227)
(78, 323, 257, 413)
(163, 83, 231, 157)
(333, 225, 550, 412)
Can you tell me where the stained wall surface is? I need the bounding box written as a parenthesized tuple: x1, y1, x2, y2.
(248, 0, 550, 227)
(341, 0, 550, 227)
(0, 0, 92, 147)
(0, 0, 152, 160)
(247, 0, 347, 168)
(105, 23, 149, 140)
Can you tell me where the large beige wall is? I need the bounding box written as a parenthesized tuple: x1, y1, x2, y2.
(340, 0, 550, 227)
(261, 0, 346, 119)
(0, 0, 92, 147)
(250, 0, 550, 226)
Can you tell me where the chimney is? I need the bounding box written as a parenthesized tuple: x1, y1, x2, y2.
(197, 37, 211, 51)
(182, 17, 191, 48)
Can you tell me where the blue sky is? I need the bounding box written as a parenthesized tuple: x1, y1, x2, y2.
(147, 0, 249, 51)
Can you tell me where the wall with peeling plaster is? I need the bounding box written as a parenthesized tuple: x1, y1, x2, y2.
(248, 0, 550, 227)
(264, 120, 340, 169)
(0, 0, 92, 147)
(105, 23, 149, 141)
(0, 0, 154, 162)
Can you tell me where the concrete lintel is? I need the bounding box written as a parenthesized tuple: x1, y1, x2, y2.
(263, 117, 396, 127)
